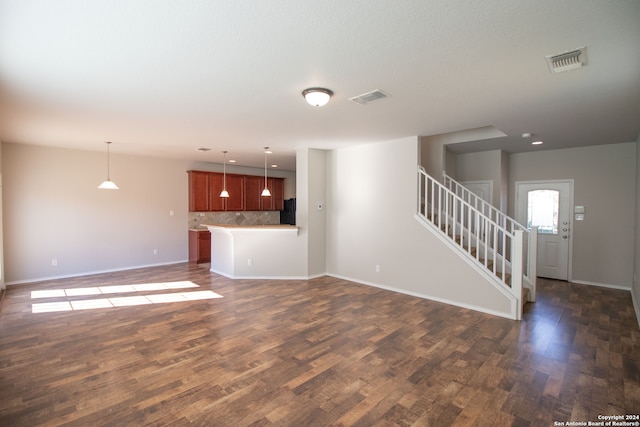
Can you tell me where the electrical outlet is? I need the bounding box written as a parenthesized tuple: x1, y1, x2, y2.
(51, 259, 58, 266)
(248, 258, 253, 266)
(375, 265, 380, 273)
(153, 249, 158, 255)
(169, 210, 174, 216)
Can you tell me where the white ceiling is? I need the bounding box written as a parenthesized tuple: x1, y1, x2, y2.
(1, 0, 639, 171)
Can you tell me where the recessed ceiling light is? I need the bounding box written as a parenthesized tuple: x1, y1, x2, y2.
(271, 164, 278, 168)
(531, 141, 544, 145)
(521, 133, 532, 138)
(228, 159, 236, 163)
(196, 147, 211, 152)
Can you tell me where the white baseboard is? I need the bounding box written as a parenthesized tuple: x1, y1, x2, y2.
(632, 289, 640, 329)
(209, 267, 328, 281)
(326, 273, 516, 320)
(6, 260, 189, 286)
(570, 279, 631, 291)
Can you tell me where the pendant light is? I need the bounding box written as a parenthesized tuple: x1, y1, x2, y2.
(97, 141, 119, 190)
(261, 147, 271, 197)
(220, 151, 229, 198)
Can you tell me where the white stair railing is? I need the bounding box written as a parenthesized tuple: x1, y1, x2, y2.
(418, 167, 536, 318)
(442, 172, 537, 288)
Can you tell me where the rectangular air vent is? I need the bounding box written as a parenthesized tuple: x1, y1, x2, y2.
(348, 89, 390, 105)
(545, 47, 587, 73)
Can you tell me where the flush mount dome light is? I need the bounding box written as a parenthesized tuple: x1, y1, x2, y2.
(302, 87, 333, 107)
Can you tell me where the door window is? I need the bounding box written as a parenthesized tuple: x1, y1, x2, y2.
(527, 189, 559, 234)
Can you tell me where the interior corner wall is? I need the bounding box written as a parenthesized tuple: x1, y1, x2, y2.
(325, 136, 513, 317)
(295, 148, 325, 277)
(634, 136, 640, 323)
(454, 150, 503, 208)
(509, 142, 636, 289)
(500, 151, 509, 214)
(0, 142, 4, 291)
(419, 135, 446, 180)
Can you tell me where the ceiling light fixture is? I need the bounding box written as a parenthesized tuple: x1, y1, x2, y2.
(97, 141, 119, 190)
(220, 151, 229, 198)
(261, 147, 271, 197)
(522, 132, 544, 146)
(302, 87, 333, 107)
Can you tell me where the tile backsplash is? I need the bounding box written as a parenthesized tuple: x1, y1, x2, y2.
(188, 211, 280, 229)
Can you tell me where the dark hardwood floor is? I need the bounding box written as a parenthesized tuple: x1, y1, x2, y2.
(0, 263, 638, 426)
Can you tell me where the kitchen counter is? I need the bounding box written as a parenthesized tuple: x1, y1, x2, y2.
(203, 223, 298, 233)
(203, 223, 304, 279)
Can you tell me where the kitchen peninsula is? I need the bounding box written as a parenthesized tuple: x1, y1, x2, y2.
(204, 224, 306, 279)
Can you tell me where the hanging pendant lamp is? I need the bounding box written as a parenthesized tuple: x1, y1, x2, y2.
(261, 147, 271, 197)
(97, 141, 119, 190)
(220, 151, 230, 198)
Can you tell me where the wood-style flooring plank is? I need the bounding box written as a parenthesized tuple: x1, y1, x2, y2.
(0, 262, 639, 426)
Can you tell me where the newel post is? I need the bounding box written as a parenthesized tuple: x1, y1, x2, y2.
(528, 226, 538, 301)
(512, 230, 524, 320)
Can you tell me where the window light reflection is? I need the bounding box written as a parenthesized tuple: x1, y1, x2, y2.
(31, 281, 223, 313)
(31, 281, 200, 299)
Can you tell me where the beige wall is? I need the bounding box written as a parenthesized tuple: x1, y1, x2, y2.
(509, 142, 636, 289)
(303, 148, 327, 277)
(2, 142, 295, 283)
(326, 137, 514, 317)
(0, 142, 4, 291)
(634, 137, 640, 323)
(452, 150, 504, 208)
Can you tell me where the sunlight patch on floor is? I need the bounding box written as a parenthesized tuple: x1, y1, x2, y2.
(31, 281, 200, 299)
(31, 281, 222, 313)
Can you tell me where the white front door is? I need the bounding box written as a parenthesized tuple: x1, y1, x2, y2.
(516, 180, 573, 281)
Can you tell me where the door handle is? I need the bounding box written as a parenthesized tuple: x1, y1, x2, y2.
(562, 235, 568, 239)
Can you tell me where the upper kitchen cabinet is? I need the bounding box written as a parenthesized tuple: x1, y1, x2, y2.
(244, 175, 263, 211)
(208, 172, 245, 211)
(188, 171, 210, 212)
(224, 174, 245, 211)
(188, 170, 282, 212)
(244, 176, 284, 211)
(264, 178, 284, 211)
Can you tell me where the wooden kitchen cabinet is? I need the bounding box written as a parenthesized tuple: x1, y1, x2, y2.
(188, 229, 211, 263)
(243, 175, 264, 211)
(263, 178, 284, 211)
(224, 174, 245, 211)
(243, 176, 284, 211)
(188, 171, 210, 212)
(208, 173, 245, 211)
(188, 170, 283, 212)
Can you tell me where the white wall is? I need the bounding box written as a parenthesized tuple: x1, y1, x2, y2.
(509, 142, 637, 289)
(453, 150, 503, 208)
(2, 142, 296, 284)
(0, 142, 4, 291)
(326, 137, 514, 317)
(634, 136, 640, 324)
(305, 149, 327, 277)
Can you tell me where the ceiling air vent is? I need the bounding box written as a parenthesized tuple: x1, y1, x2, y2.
(545, 47, 587, 73)
(348, 89, 390, 105)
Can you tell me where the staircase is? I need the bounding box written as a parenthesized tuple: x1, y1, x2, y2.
(416, 167, 537, 320)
